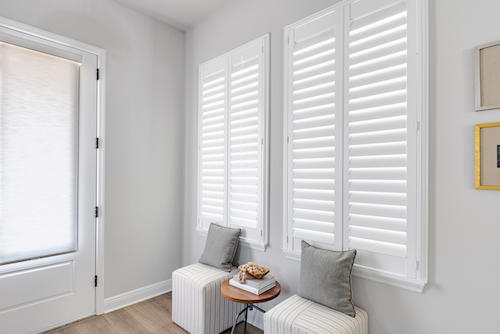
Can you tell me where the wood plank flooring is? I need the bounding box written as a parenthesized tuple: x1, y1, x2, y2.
(46, 293, 262, 334)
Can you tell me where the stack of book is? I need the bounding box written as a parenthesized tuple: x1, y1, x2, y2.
(229, 274, 276, 295)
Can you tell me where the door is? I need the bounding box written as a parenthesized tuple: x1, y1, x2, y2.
(0, 26, 98, 334)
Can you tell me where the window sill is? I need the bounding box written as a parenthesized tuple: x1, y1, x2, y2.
(197, 227, 267, 252)
(282, 248, 427, 293)
(352, 265, 426, 293)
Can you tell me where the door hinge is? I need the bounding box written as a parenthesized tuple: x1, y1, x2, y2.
(96, 68, 100, 80)
(96, 137, 100, 149)
(94, 275, 98, 287)
(95, 206, 99, 218)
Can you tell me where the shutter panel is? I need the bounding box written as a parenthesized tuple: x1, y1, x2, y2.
(198, 58, 227, 231)
(344, 0, 412, 276)
(228, 37, 268, 242)
(285, 8, 343, 252)
(198, 35, 269, 245)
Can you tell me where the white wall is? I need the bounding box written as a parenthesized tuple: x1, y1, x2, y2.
(0, 0, 185, 298)
(183, 0, 500, 333)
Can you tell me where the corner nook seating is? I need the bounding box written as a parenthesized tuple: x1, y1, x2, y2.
(173, 263, 368, 334)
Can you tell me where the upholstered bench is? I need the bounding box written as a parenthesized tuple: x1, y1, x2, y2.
(264, 294, 368, 334)
(172, 263, 245, 334)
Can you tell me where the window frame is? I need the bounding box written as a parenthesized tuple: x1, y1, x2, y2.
(282, 0, 428, 292)
(197, 34, 270, 251)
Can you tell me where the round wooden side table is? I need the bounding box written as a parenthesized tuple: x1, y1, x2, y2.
(221, 279, 281, 334)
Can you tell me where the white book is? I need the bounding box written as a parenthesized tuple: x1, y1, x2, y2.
(229, 278, 276, 295)
(232, 274, 275, 289)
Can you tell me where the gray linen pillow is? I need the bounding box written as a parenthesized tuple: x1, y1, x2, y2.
(298, 241, 357, 317)
(199, 223, 241, 271)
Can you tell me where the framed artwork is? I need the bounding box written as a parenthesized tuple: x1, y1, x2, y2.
(475, 41, 500, 111)
(475, 122, 500, 189)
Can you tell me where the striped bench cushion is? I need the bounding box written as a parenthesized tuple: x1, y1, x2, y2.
(264, 295, 368, 334)
(172, 263, 244, 334)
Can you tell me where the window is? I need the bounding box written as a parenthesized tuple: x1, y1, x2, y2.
(198, 35, 269, 249)
(283, 0, 428, 291)
(0, 40, 80, 264)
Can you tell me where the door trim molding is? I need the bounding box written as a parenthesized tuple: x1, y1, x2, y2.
(103, 279, 172, 313)
(0, 15, 107, 315)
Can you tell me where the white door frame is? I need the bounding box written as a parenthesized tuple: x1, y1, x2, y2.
(0, 16, 107, 316)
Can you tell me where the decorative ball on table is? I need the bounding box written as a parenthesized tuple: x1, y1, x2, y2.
(237, 262, 270, 283)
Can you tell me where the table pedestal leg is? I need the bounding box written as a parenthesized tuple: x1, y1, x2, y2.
(244, 306, 248, 333)
(230, 305, 248, 334)
(228, 303, 267, 334)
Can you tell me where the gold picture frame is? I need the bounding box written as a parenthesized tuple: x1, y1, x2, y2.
(475, 122, 500, 189)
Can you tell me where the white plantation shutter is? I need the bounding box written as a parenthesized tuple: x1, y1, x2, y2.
(228, 38, 268, 242)
(198, 35, 269, 247)
(284, 0, 427, 288)
(198, 58, 227, 231)
(344, 0, 415, 278)
(284, 9, 343, 252)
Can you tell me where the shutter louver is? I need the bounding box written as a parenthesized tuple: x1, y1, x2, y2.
(198, 59, 227, 230)
(228, 39, 266, 241)
(285, 9, 342, 251)
(345, 0, 410, 275)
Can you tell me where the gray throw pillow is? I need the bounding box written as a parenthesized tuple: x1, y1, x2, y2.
(298, 241, 357, 317)
(199, 223, 241, 271)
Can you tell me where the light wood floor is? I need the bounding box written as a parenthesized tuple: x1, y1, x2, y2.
(46, 293, 262, 334)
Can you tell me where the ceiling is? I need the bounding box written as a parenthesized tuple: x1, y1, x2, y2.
(114, 0, 232, 30)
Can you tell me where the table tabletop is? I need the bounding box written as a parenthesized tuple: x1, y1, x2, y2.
(221, 279, 281, 304)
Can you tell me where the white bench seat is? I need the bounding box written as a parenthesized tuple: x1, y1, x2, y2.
(172, 263, 244, 334)
(264, 295, 368, 334)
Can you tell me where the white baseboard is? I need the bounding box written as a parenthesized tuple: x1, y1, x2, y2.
(104, 279, 172, 313)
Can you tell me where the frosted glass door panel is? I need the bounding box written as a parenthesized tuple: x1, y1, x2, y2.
(0, 42, 80, 264)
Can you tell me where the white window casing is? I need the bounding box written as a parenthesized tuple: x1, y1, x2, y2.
(198, 35, 269, 249)
(283, 0, 428, 292)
